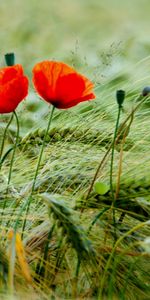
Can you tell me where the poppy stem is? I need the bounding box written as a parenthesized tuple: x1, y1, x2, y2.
(1, 111, 19, 224)
(110, 106, 122, 196)
(21, 105, 55, 236)
(0, 113, 14, 170)
(110, 105, 122, 241)
(31, 105, 55, 194)
(7, 110, 20, 189)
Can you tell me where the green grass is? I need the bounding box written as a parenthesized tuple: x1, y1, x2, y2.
(0, 0, 150, 299)
(0, 84, 150, 299)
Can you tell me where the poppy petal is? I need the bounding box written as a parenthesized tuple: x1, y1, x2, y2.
(55, 73, 85, 103)
(0, 64, 28, 114)
(32, 61, 96, 109)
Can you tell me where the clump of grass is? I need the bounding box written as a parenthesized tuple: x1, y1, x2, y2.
(0, 56, 150, 299)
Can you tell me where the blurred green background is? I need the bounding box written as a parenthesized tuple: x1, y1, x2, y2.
(1, 0, 150, 78)
(1, 0, 150, 135)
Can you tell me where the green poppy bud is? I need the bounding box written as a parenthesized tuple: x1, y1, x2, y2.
(116, 90, 125, 107)
(5, 53, 15, 66)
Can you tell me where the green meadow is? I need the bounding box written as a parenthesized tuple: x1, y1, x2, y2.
(0, 0, 150, 299)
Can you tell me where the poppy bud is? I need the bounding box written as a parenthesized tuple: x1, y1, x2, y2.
(116, 90, 125, 107)
(5, 52, 15, 66)
(142, 86, 150, 97)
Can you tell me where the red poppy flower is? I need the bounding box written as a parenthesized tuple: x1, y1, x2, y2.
(32, 61, 95, 109)
(0, 64, 29, 113)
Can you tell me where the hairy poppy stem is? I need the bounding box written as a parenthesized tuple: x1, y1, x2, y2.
(110, 105, 122, 240)
(115, 112, 134, 199)
(0, 113, 14, 170)
(31, 105, 55, 194)
(7, 111, 20, 189)
(109, 90, 125, 243)
(1, 111, 19, 225)
(21, 105, 55, 236)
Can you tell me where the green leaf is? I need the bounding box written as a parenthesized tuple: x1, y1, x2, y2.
(94, 182, 109, 195)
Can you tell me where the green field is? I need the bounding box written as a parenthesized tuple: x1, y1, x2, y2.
(0, 1, 150, 299)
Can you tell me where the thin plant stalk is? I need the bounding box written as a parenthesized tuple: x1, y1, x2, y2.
(7, 111, 20, 189)
(21, 105, 55, 235)
(115, 113, 134, 199)
(72, 256, 81, 299)
(110, 105, 122, 226)
(0, 113, 14, 170)
(98, 220, 149, 300)
(85, 94, 148, 202)
(1, 111, 19, 224)
(115, 143, 123, 199)
(87, 208, 109, 235)
(117, 113, 135, 224)
(31, 105, 55, 194)
(110, 106, 122, 196)
(85, 146, 111, 201)
(36, 224, 55, 278)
